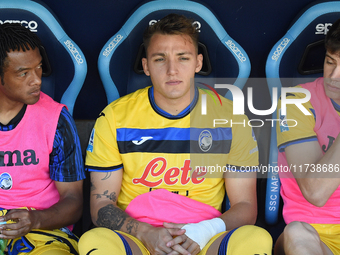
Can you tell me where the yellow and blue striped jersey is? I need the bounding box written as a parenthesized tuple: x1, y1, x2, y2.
(86, 86, 258, 211)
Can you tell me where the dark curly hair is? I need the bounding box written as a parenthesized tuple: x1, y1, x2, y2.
(0, 23, 42, 83)
(325, 18, 340, 54)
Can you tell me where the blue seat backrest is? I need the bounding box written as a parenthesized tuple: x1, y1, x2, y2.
(98, 0, 251, 104)
(265, 0, 340, 225)
(0, 0, 87, 115)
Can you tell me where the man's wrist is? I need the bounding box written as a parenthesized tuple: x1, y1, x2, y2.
(135, 221, 153, 240)
(181, 217, 226, 250)
(30, 210, 40, 230)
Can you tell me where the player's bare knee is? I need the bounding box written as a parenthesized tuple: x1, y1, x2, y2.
(284, 221, 320, 243)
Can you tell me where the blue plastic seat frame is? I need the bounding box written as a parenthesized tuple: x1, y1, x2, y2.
(265, 1, 340, 225)
(98, 0, 251, 104)
(0, 0, 87, 115)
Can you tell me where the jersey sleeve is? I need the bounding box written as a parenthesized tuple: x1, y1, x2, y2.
(50, 107, 85, 182)
(276, 88, 317, 152)
(227, 113, 259, 170)
(85, 106, 123, 172)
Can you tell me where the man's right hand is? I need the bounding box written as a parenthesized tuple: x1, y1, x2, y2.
(138, 224, 194, 255)
(163, 222, 200, 255)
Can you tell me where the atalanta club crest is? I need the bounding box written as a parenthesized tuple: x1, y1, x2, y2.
(0, 172, 12, 190)
(199, 130, 212, 152)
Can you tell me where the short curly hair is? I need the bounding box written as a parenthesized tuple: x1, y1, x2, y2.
(0, 23, 42, 83)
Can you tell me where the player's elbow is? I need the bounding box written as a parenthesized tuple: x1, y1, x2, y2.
(91, 215, 98, 226)
(248, 211, 257, 225)
(244, 202, 257, 225)
(73, 202, 83, 222)
(306, 197, 327, 207)
(90, 208, 99, 226)
(302, 189, 328, 207)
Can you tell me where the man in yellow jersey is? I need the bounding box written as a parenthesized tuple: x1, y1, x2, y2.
(274, 18, 340, 255)
(79, 13, 272, 255)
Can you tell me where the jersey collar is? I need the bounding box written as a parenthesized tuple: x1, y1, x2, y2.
(148, 86, 199, 119)
(0, 104, 27, 131)
(331, 99, 340, 113)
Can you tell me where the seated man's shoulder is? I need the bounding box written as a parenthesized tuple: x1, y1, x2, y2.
(95, 87, 151, 126)
(108, 86, 150, 109)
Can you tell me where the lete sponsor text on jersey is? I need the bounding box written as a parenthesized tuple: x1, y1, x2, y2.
(132, 157, 206, 187)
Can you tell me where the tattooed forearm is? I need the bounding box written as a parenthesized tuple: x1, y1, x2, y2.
(93, 190, 117, 202)
(96, 204, 126, 230)
(126, 218, 139, 234)
(102, 172, 112, 180)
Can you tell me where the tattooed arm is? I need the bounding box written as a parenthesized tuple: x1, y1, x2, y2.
(90, 170, 190, 255)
